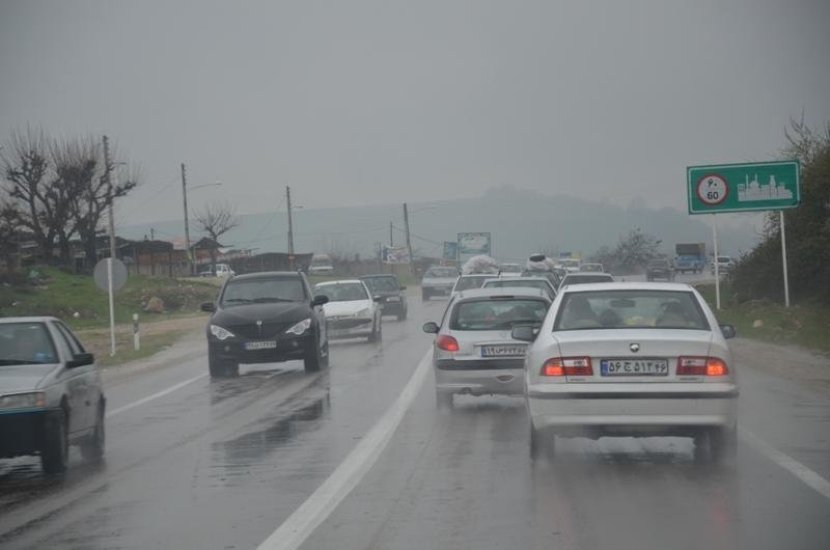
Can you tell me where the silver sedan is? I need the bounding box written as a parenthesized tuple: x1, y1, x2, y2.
(514, 282, 738, 463)
(423, 288, 552, 409)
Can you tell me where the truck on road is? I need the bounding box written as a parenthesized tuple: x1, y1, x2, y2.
(674, 243, 706, 274)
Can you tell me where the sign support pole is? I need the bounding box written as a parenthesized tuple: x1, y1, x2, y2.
(711, 214, 720, 310)
(108, 257, 116, 356)
(780, 210, 790, 307)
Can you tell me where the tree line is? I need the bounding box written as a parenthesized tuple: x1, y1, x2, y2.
(0, 128, 138, 271)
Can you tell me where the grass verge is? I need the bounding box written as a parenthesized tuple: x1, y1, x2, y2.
(696, 283, 830, 354)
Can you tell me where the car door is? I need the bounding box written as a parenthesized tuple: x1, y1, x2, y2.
(51, 321, 96, 434)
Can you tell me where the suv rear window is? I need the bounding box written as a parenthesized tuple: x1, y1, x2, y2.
(362, 276, 399, 291)
(425, 267, 457, 278)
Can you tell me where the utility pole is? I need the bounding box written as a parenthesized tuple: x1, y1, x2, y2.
(181, 163, 192, 275)
(103, 136, 116, 261)
(403, 203, 414, 275)
(286, 186, 295, 269)
(389, 221, 394, 247)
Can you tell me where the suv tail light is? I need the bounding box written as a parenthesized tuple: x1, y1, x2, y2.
(436, 335, 460, 352)
(541, 357, 593, 377)
(677, 356, 729, 376)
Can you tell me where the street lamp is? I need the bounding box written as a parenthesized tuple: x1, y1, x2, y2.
(181, 162, 222, 275)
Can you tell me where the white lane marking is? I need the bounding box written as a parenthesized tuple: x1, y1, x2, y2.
(740, 426, 830, 500)
(106, 373, 208, 418)
(257, 348, 433, 550)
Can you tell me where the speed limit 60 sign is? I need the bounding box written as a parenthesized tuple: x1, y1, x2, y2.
(687, 161, 800, 214)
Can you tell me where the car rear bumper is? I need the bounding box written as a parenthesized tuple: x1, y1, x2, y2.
(423, 285, 452, 295)
(435, 360, 525, 396)
(527, 383, 738, 435)
(327, 318, 374, 339)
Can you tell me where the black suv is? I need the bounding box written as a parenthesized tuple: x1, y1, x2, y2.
(201, 271, 329, 377)
(360, 274, 408, 321)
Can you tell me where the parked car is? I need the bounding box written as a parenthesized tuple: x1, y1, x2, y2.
(450, 274, 494, 298)
(558, 272, 614, 289)
(711, 255, 735, 275)
(481, 276, 556, 299)
(0, 317, 105, 474)
(201, 271, 329, 377)
(514, 282, 738, 463)
(646, 258, 675, 281)
(421, 266, 459, 300)
(423, 288, 552, 409)
(314, 279, 383, 342)
(361, 274, 408, 321)
(199, 263, 234, 278)
(308, 254, 335, 274)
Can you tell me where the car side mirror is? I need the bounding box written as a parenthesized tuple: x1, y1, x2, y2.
(200, 302, 215, 313)
(312, 295, 329, 307)
(422, 322, 439, 334)
(67, 352, 94, 369)
(512, 325, 538, 342)
(719, 324, 736, 339)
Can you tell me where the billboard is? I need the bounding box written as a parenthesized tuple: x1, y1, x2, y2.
(443, 241, 458, 261)
(457, 232, 492, 262)
(687, 161, 800, 214)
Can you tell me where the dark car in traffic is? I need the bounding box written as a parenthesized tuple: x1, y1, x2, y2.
(646, 258, 676, 281)
(201, 271, 329, 377)
(361, 274, 408, 320)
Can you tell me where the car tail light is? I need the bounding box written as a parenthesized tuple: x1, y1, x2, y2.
(436, 335, 460, 352)
(677, 356, 728, 376)
(541, 357, 593, 377)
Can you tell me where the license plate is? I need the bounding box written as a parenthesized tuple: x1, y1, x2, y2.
(481, 344, 527, 357)
(244, 340, 277, 351)
(601, 358, 668, 376)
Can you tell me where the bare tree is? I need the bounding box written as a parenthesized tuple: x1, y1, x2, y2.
(0, 196, 21, 273)
(193, 201, 239, 271)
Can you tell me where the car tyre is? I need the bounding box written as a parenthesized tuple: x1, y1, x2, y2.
(436, 389, 453, 411)
(422, 289, 430, 301)
(304, 334, 323, 373)
(80, 402, 106, 462)
(530, 424, 555, 461)
(368, 316, 382, 343)
(397, 308, 407, 321)
(41, 408, 69, 474)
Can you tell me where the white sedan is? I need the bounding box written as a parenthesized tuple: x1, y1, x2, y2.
(514, 282, 738, 463)
(314, 280, 382, 342)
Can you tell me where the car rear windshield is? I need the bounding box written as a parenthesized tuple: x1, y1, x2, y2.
(0, 322, 58, 366)
(648, 260, 670, 267)
(561, 274, 614, 286)
(454, 276, 490, 292)
(221, 277, 306, 305)
(554, 290, 709, 331)
(315, 282, 369, 302)
(450, 298, 549, 331)
(362, 276, 399, 291)
(425, 267, 456, 278)
(483, 279, 550, 293)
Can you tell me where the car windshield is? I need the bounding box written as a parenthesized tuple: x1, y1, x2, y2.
(0, 322, 58, 366)
(454, 276, 488, 292)
(450, 299, 548, 331)
(362, 277, 399, 292)
(554, 290, 709, 331)
(221, 278, 306, 305)
(425, 268, 456, 278)
(315, 282, 369, 302)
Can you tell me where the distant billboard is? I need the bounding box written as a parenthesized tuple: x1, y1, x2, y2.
(457, 232, 492, 262)
(383, 246, 410, 264)
(443, 241, 458, 261)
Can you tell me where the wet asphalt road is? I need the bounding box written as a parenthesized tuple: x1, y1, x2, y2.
(1, 281, 829, 549)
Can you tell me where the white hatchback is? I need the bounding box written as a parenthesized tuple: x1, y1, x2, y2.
(515, 282, 738, 463)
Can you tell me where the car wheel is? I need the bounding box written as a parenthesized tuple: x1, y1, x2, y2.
(209, 352, 237, 378)
(320, 340, 330, 369)
(436, 389, 453, 411)
(41, 408, 69, 474)
(709, 427, 738, 465)
(422, 290, 430, 301)
(530, 424, 555, 461)
(368, 316, 382, 343)
(80, 402, 105, 462)
(397, 308, 407, 321)
(304, 335, 323, 373)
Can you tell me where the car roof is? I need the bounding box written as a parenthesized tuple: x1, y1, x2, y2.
(360, 274, 397, 279)
(0, 316, 60, 324)
(459, 273, 497, 278)
(560, 281, 694, 293)
(455, 287, 550, 301)
(315, 279, 364, 287)
(230, 271, 302, 281)
(562, 272, 614, 279)
(483, 277, 552, 285)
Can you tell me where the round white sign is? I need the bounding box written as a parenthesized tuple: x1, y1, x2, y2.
(696, 175, 728, 205)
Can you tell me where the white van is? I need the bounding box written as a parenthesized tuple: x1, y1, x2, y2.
(309, 254, 334, 274)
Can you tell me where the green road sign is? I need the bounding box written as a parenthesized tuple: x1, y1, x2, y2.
(687, 160, 800, 214)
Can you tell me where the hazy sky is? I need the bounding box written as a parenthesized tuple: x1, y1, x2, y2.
(1, 0, 828, 229)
